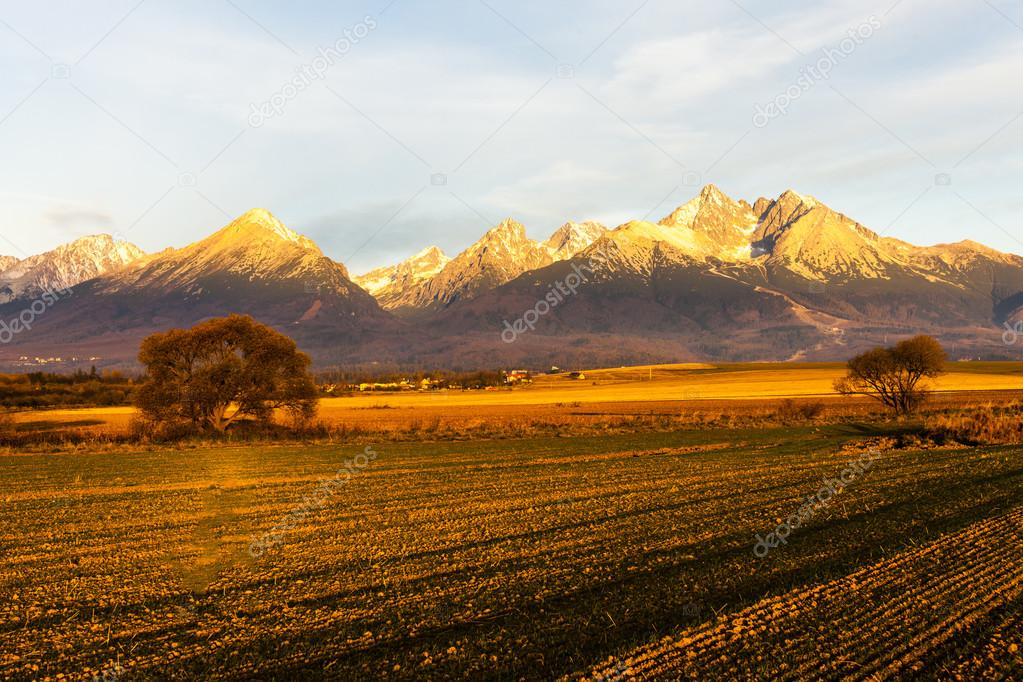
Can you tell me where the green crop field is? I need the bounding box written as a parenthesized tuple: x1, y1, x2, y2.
(2, 420, 1022, 680)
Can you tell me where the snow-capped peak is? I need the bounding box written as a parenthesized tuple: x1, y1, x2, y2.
(0, 233, 145, 302)
(659, 197, 702, 230)
(353, 246, 451, 298)
(63, 234, 143, 264)
(389, 217, 553, 311)
(224, 208, 318, 249)
(638, 185, 760, 260)
(465, 218, 536, 258)
(484, 217, 527, 239)
(699, 183, 728, 204)
(779, 189, 818, 209)
(544, 221, 607, 260)
(659, 184, 743, 230)
(409, 245, 447, 261)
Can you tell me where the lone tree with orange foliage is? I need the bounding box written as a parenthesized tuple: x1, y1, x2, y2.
(834, 335, 946, 415)
(134, 314, 318, 432)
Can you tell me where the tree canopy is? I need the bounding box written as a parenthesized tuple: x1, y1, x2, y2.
(834, 335, 946, 414)
(134, 315, 318, 432)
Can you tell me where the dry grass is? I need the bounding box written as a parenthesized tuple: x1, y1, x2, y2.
(5, 391, 1023, 455)
(8, 362, 1023, 441)
(774, 398, 825, 424)
(3, 361, 1022, 454)
(926, 403, 1023, 445)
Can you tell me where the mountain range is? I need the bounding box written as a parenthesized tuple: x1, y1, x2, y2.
(0, 234, 143, 303)
(2, 185, 1022, 370)
(357, 218, 608, 315)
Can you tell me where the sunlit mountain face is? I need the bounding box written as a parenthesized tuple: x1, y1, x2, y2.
(3, 188, 1023, 370)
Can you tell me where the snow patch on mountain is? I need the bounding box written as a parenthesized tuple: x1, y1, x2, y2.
(0, 234, 144, 302)
(354, 246, 451, 308)
(93, 208, 367, 298)
(394, 218, 555, 312)
(214, 208, 319, 252)
(544, 221, 607, 260)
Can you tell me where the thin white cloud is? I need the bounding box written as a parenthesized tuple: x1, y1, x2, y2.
(0, 0, 1021, 265)
(602, 29, 795, 108)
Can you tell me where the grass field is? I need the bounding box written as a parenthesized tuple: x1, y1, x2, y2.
(10, 361, 1023, 437)
(3, 417, 1023, 679)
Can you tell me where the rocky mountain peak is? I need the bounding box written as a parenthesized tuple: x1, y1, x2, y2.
(0, 255, 19, 274)
(777, 189, 818, 208)
(544, 221, 607, 260)
(654, 185, 758, 260)
(391, 218, 553, 313)
(411, 245, 447, 260)
(397, 246, 451, 274)
(659, 184, 750, 228)
(481, 217, 527, 241)
(753, 191, 897, 280)
(465, 218, 540, 258)
(698, 183, 729, 204)
(353, 246, 451, 302)
(0, 233, 145, 303)
(754, 191, 821, 245)
(218, 208, 319, 251)
(111, 210, 350, 294)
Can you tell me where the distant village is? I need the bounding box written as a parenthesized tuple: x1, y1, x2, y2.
(0, 359, 592, 396)
(12, 355, 104, 367)
(320, 367, 587, 394)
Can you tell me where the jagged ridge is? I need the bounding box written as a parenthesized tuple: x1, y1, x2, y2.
(0, 234, 144, 303)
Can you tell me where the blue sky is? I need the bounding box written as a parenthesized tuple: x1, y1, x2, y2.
(1, 0, 1021, 273)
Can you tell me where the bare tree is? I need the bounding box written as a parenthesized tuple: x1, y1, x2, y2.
(834, 335, 946, 414)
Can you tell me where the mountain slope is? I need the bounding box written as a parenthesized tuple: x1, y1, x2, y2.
(569, 184, 760, 270)
(95, 209, 355, 294)
(353, 246, 450, 310)
(753, 191, 898, 280)
(0, 234, 144, 303)
(394, 218, 554, 314)
(656, 183, 758, 260)
(0, 209, 401, 365)
(0, 256, 19, 273)
(363, 219, 607, 314)
(420, 186, 1023, 365)
(544, 221, 607, 260)
(3, 188, 1023, 369)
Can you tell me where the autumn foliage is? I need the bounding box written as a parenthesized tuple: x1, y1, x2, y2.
(134, 315, 317, 432)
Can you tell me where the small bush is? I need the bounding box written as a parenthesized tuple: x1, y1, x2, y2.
(0, 411, 15, 437)
(926, 404, 1023, 445)
(128, 416, 157, 441)
(775, 399, 825, 423)
(129, 416, 204, 442)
